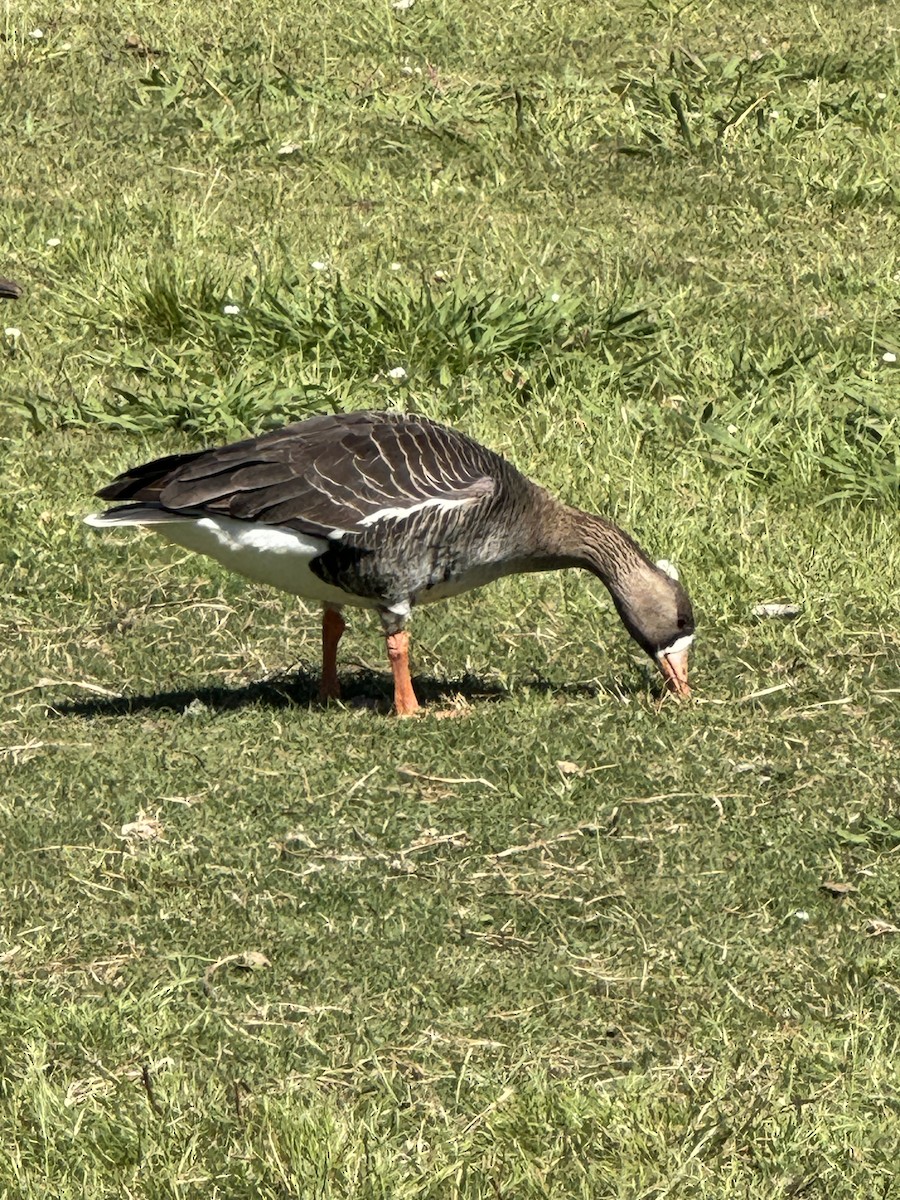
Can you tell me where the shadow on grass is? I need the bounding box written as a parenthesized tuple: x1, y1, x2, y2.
(46, 668, 637, 720)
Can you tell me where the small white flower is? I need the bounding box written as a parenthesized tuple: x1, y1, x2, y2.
(876, 92, 887, 101)
(389, 262, 402, 271)
(392, 0, 415, 9)
(550, 292, 560, 302)
(400, 65, 414, 76)
(277, 142, 302, 156)
(29, 28, 44, 39)
(4, 326, 21, 339)
(46, 237, 61, 247)
(769, 110, 780, 119)
(882, 352, 897, 363)
(222, 304, 240, 315)
(387, 366, 407, 380)
(794, 910, 809, 922)
(310, 260, 328, 271)
(726, 423, 738, 434)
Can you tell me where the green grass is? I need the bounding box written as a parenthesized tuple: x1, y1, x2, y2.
(2, 1, 900, 1195)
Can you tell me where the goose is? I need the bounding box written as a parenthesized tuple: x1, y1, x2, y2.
(0, 278, 22, 299)
(86, 409, 694, 714)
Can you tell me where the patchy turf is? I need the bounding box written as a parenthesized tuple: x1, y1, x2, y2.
(2, 1, 900, 1195)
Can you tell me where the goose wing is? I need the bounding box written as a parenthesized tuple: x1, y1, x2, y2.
(95, 410, 498, 542)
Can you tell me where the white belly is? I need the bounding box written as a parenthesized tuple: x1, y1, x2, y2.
(151, 515, 380, 610)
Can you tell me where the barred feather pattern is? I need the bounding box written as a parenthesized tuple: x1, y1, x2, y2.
(90, 409, 694, 658)
(95, 411, 548, 608)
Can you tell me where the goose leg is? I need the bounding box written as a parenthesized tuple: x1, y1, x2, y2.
(385, 630, 420, 717)
(320, 605, 346, 702)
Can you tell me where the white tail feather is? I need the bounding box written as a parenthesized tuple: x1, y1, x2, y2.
(84, 509, 189, 528)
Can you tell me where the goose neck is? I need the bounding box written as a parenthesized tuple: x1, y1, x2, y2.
(551, 504, 650, 592)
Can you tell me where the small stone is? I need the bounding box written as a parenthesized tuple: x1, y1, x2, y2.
(752, 603, 801, 619)
(239, 951, 271, 971)
(121, 817, 164, 841)
(556, 760, 582, 776)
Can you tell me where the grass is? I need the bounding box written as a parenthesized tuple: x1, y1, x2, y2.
(2, 0, 900, 1195)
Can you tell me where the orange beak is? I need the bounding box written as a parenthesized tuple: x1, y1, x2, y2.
(658, 646, 691, 698)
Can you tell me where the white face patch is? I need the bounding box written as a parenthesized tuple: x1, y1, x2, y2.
(656, 634, 694, 660)
(357, 495, 473, 528)
(655, 559, 679, 581)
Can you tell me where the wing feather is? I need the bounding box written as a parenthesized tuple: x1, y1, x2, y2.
(94, 411, 501, 543)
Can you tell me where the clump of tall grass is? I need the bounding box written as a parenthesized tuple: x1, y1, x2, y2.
(4, 266, 897, 505)
(7, 267, 655, 440)
(123, 266, 650, 380)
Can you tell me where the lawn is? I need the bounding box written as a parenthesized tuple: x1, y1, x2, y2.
(2, 1, 900, 1195)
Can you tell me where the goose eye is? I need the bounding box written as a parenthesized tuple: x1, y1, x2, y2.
(677, 617, 687, 629)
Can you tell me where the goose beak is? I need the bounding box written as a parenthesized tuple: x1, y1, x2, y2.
(659, 650, 690, 697)
(656, 637, 692, 698)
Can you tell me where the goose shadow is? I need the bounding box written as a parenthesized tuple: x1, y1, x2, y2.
(46, 667, 640, 721)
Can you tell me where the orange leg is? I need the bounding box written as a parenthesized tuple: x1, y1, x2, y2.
(320, 606, 346, 702)
(385, 630, 420, 717)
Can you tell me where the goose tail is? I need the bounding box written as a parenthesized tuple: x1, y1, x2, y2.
(85, 504, 190, 528)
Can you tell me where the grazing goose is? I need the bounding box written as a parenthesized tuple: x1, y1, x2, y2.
(86, 410, 694, 714)
(0, 278, 23, 299)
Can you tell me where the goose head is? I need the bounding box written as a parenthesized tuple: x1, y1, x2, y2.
(610, 558, 694, 696)
(554, 506, 696, 698)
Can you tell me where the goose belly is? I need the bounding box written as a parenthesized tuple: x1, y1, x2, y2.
(152, 515, 379, 609)
(413, 560, 513, 605)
